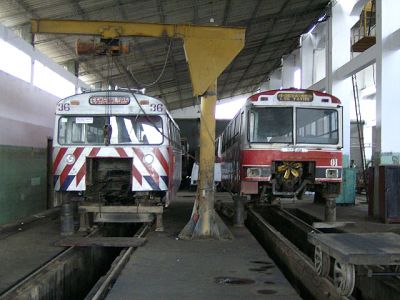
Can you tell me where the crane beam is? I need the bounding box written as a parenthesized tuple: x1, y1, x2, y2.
(31, 19, 245, 96)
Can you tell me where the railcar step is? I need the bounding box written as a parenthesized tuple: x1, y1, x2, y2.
(55, 237, 147, 248)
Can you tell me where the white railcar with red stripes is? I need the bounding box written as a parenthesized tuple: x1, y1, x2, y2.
(53, 90, 181, 232)
(217, 88, 343, 201)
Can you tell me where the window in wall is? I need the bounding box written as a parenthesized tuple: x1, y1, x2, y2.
(33, 60, 75, 98)
(0, 39, 31, 82)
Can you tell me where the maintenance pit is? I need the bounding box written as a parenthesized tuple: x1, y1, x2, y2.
(0, 216, 142, 300)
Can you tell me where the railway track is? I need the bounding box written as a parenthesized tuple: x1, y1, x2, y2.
(0, 224, 149, 300)
(246, 206, 348, 300)
(246, 205, 400, 300)
(84, 224, 149, 300)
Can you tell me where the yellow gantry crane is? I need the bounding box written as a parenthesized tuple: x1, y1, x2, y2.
(31, 19, 245, 239)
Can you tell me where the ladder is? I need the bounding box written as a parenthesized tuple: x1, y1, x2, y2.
(351, 74, 368, 200)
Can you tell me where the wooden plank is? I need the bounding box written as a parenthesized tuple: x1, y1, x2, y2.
(80, 204, 163, 214)
(55, 237, 147, 248)
(308, 232, 400, 265)
(352, 36, 376, 52)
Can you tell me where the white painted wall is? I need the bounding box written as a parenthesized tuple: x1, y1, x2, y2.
(171, 93, 251, 120)
(261, 68, 282, 90)
(0, 70, 58, 148)
(0, 23, 91, 149)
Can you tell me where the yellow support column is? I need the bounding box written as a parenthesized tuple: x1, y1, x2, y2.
(179, 82, 232, 239)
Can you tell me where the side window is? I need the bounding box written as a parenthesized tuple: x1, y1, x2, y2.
(175, 126, 180, 148)
(169, 120, 174, 146)
(240, 112, 244, 134)
(234, 115, 240, 136)
(230, 122, 235, 144)
(173, 125, 177, 147)
(226, 124, 231, 147)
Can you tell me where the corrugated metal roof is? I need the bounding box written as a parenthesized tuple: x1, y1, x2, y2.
(0, 0, 330, 109)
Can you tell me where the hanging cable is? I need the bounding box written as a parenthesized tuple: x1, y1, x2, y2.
(128, 39, 173, 87)
(112, 57, 197, 160)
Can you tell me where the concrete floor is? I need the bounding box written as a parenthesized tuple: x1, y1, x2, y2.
(106, 192, 300, 300)
(0, 212, 64, 293)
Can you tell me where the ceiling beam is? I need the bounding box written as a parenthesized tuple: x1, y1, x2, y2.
(229, 0, 292, 97)
(156, 0, 184, 108)
(193, 0, 199, 24)
(219, 0, 263, 96)
(221, 0, 232, 25)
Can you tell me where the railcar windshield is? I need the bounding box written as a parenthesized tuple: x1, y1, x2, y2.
(249, 107, 293, 143)
(58, 115, 163, 145)
(296, 108, 338, 144)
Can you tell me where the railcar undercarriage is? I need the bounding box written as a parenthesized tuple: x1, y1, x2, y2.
(271, 160, 315, 199)
(85, 158, 166, 206)
(57, 157, 166, 235)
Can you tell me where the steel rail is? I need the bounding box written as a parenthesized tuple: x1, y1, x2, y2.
(246, 207, 347, 300)
(87, 223, 150, 300)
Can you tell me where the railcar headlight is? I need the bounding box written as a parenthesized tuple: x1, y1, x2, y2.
(246, 167, 271, 178)
(65, 154, 76, 165)
(326, 169, 339, 178)
(143, 154, 154, 164)
(247, 168, 261, 177)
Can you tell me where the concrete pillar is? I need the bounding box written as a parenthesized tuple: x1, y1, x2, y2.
(375, 0, 400, 156)
(301, 23, 327, 88)
(282, 49, 300, 88)
(301, 34, 315, 88)
(326, 1, 359, 166)
(372, 0, 400, 216)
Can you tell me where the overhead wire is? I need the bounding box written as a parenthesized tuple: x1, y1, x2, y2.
(128, 38, 173, 87)
(111, 50, 196, 161)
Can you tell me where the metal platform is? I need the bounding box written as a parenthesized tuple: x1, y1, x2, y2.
(308, 232, 400, 265)
(308, 232, 400, 297)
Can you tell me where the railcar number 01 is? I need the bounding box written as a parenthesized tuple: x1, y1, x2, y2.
(330, 158, 338, 166)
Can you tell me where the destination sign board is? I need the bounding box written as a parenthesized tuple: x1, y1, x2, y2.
(277, 92, 313, 102)
(89, 96, 130, 105)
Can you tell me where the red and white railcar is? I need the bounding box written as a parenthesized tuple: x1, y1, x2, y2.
(53, 90, 181, 230)
(217, 88, 343, 200)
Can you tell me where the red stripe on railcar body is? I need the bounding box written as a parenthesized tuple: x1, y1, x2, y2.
(76, 162, 86, 186)
(53, 147, 67, 173)
(241, 149, 342, 167)
(132, 164, 142, 185)
(153, 148, 169, 174)
(88, 147, 100, 157)
(115, 147, 128, 158)
(60, 147, 84, 188)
